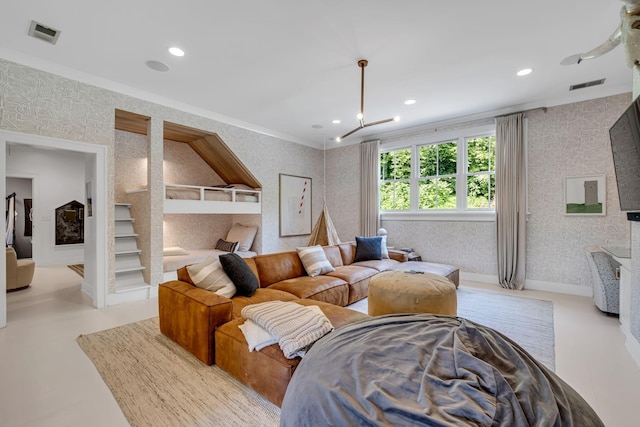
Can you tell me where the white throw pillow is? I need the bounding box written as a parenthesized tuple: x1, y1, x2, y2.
(238, 319, 278, 351)
(296, 245, 335, 277)
(163, 246, 190, 256)
(226, 223, 258, 252)
(186, 256, 236, 297)
(381, 235, 389, 259)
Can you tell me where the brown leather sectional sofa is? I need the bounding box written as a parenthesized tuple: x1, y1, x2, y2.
(159, 241, 459, 406)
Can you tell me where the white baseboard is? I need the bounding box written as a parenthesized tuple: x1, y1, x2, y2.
(107, 286, 158, 306)
(80, 281, 93, 299)
(460, 272, 593, 297)
(625, 333, 640, 369)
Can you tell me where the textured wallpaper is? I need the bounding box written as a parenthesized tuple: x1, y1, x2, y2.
(0, 58, 324, 294)
(527, 94, 630, 288)
(326, 95, 632, 292)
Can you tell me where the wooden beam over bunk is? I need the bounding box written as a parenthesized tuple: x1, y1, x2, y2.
(114, 109, 150, 135)
(188, 135, 261, 189)
(163, 121, 261, 189)
(114, 112, 262, 190)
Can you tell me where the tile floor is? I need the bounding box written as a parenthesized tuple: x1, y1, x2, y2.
(1, 266, 639, 426)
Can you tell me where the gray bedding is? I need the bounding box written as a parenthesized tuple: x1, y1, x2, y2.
(281, 314, 603, 427)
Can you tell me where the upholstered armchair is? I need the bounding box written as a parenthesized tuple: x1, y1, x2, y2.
(6, 247, 35, 291)
(584, 246, 620, 315)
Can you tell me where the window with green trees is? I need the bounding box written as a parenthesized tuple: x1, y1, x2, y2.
(379, 129, 495, 213)
(380, 148, 411, 210)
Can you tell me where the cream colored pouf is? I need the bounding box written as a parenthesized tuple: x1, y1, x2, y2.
(368, 270, 457, 316)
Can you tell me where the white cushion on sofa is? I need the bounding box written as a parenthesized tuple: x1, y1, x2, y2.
(186, 255, 236, 298)
(296, 245, 335, 277)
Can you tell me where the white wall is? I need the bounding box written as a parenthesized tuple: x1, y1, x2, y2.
(6, 145, 86, 266)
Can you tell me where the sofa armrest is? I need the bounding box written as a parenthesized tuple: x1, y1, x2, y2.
(159, 280, 233, 365)
(388, 249, 409, 262)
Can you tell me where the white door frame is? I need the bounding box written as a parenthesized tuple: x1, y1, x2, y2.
(0, 130, 108, 328)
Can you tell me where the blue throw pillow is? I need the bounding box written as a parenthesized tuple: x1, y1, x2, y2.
(354, 236, 383, 262)
(219, 253, 259, 297)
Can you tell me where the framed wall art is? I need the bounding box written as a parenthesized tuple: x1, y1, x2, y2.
(279, 174, 312, 236)
(564, 175, 606, 216)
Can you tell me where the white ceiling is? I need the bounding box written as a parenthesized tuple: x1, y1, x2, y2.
(0, 1, 633, 148)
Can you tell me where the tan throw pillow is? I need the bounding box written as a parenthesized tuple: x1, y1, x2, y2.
(296, 245, 335, 277)
(226, 223, 258, 252)
(186, 256, 236, 298)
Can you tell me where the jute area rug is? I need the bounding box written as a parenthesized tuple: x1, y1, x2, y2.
(456, 287, 555, 371)
(77, 317, 280, 427)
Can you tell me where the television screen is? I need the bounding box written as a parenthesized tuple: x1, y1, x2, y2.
(609, 97, 640, 212)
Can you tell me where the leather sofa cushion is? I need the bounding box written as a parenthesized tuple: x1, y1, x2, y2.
(322, 245, 344, 268)
(352, 259, 400, 272)
(254, 252, 306, 287)
(214, 300, 368, 406)
(159, 280, 233, 365)
(338, 242, 357, 265)
(231, 288, 299, 318)
(268, 276, 349, 306)
(326, 265, 378, 284)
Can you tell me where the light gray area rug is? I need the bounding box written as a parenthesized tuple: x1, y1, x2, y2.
(77, 317, 280, 427)
(348, 286, 555, 371)
(456, 287, 555, 371)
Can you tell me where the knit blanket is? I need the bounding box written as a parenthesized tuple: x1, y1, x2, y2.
(241, 301, 334, 358)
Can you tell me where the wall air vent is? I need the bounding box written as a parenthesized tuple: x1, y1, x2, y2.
(569, 79, 605, 91)
(28, 20, 61, 45)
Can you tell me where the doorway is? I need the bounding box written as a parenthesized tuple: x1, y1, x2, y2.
(0, 130, 107, 328)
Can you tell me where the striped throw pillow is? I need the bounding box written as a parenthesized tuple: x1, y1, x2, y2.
(296, 245, 335, 277)
(215, 238, 239, 253)
(186, 255, 236, 298)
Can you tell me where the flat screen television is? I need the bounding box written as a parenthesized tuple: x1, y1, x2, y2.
(609, 96, 640, 217)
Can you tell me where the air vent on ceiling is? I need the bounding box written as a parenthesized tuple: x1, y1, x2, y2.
(569, 79, 605, 91)
(28, 20, 61, 45)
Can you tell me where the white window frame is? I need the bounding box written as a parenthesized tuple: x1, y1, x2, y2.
(380, 124, 496, 222)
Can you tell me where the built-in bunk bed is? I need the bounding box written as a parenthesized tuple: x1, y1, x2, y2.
(115, 112, 262, 282)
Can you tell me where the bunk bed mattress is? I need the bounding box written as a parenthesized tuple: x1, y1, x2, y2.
(163, 249, 257, 273)
(165, 188, 258, 202)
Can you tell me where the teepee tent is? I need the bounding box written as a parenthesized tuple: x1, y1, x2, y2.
(307, 203, 341, 246)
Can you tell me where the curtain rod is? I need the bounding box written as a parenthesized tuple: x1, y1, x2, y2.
(495, 107, 547, 119)
(5, 192, 16, 200)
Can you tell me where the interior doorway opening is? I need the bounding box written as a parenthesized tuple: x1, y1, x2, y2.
(0, 130, 107, 328)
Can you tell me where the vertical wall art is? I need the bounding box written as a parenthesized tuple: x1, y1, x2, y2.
(279, 174, 312, 236)
(564, 175, 606, 215)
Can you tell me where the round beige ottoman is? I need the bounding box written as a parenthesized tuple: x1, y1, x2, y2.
(368, 271, 457, 316)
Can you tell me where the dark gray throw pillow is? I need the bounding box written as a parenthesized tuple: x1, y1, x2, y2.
(354, 236, 383, 262)
(219, 253, 259, 297)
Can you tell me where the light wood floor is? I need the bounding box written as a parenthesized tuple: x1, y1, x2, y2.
(0, 266, 638, 426)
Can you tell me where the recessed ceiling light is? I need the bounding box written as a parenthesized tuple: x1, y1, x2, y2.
(332, 119, 341, 124)
(168, 46, 185, 57)
(146, 60, 170, 72)
(404, 99, 416, 105)
(311, 124, 323, 129)
(516, 68, 533, 77)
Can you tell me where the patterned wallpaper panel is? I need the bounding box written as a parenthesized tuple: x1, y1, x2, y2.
(0, 58, 324, 293)
(326, 94, 632, 291)
(526, 94, 630, 287)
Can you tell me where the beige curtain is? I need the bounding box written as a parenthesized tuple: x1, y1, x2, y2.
(360, 140, 380, 237)
(495, 113, 526, 290)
